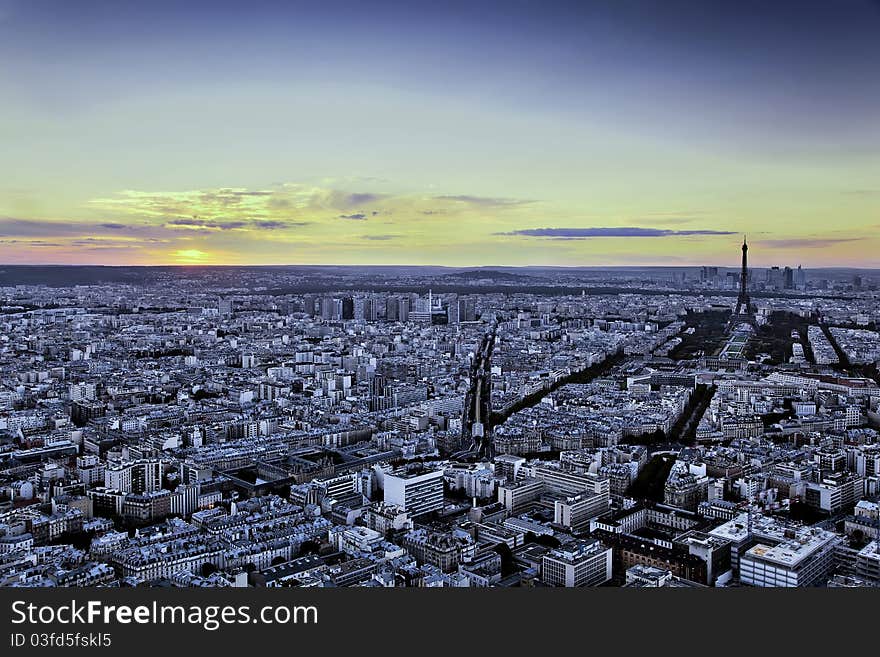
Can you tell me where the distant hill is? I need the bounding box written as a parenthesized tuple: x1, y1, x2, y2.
(444, 269, 537, 282)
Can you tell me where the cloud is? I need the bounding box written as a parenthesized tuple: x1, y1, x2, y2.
(842, 190, 880, 196)
(361, 234, 397, 241)
(71, 238, 118, 245)
(0, 215, 304, 245)
(498, 227, 736, 239)
(65, 238, 165, 252)
(634, 214, 706, 226)
(197, 189, 274, 207)
(90, 186, 535, 231)
(90, 187, 297, 220)
(0, 217, 134, 238)
(759, 238, 860, 249)
(253, 220, 309, 230)
(165, 218, 248, 230)
(321, 191, 387, 209)
(435, 195, 534, 207)
(0, 239, 65, 247)
(164, 217, 309, 231)
(345, 192, 384, 206)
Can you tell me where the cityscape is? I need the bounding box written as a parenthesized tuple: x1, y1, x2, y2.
(0, 240, 879, 588)
(1, 0, 879, 591)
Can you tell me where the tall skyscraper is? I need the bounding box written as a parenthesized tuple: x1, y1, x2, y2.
(354, 297, 376, 321)
(320, 297, 335, 320)
(399, 297, 410, 322)
(767, 266, 784, 290)
(458, 298, 477, 323)
(386, 297, 400, 322)
(795, 265, 807, 290)
(342, 296, 355, 320)
(303, 294, 318, 316)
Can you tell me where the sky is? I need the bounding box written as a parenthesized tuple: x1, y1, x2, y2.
(0, 0, 878, 267)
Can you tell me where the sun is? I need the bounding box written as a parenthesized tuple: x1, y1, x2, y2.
(173, 249, 208, 263)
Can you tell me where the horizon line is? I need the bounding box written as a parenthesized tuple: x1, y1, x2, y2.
(1, 263, 879, 271)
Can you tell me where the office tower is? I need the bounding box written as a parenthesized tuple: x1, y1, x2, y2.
(766, 266, 784, 290)
(541, 540, 613, 587)
(303, 294, 318, 316)
(795, 265, 807, 290)
(355, 297, 376, 322)
(386, 297, 400, 322)
(105, 460, 162, 494)
(458, 298, 477, 323)
(341, 296, 354, 320)
(554, 489, 611, 531)
(354, 297, 366, 321)
(700, 266, 719, 286)
(410, 292, 434, 323)
(383, 469, 444, 517)
(447, 294, 459, 324)
(494, 454, 525, 483)
(369, 374, 391, 412)
(320, 297, 335, 320)
(398, 297, 411, 322)
(740, 532, 840, 587)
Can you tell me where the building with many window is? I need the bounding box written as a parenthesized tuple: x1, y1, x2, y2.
(541, 539, 613, 587)
(384, 469, 444, 517)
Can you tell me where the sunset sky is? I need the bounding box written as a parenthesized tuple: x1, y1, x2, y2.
(1, 0, 878, 267)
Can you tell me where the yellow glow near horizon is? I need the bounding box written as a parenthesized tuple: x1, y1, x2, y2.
(173, 249, 209, 263)
(0, 181, 876, 267)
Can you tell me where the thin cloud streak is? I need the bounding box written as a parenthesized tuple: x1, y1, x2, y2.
(498, 227, 736, 238)
(361, 234, 397, 241)
(759, 238, 860, 249)
(435, 195, 535, 207)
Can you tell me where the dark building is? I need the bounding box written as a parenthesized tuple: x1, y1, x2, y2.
(71, 401, 106, 427)
(386, 297, 400, 322)
(341, 296, 354, 320)
(302, 294, 318, 316)
(458, 298, 477, 323)
(370, 374, 392, 412)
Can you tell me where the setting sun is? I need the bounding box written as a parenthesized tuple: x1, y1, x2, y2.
(173, 249, 208, 263)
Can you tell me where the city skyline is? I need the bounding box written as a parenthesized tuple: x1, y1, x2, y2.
(2, 0, 879, 268)
(1, 261, 878, 590)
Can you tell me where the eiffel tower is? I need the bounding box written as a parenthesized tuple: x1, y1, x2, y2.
(731, 236, 756, 326)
